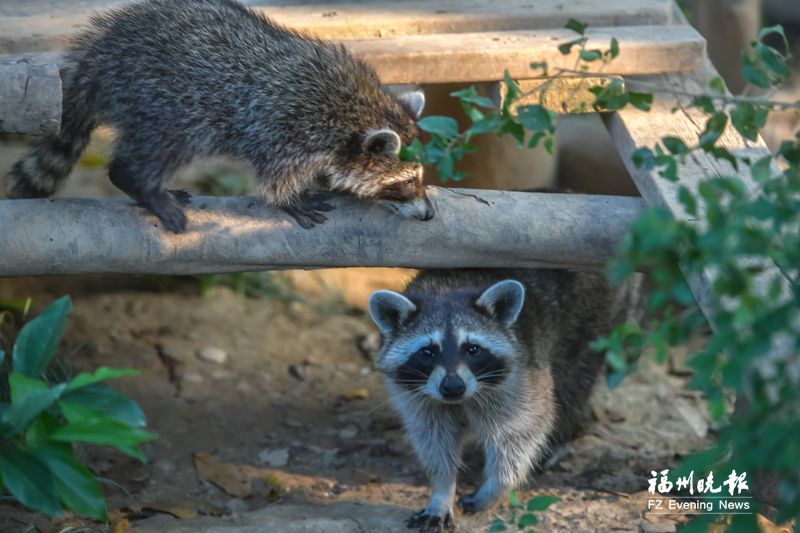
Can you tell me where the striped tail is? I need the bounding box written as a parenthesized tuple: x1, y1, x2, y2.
(5, 70, 96, 199)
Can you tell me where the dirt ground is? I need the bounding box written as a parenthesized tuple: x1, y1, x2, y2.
(0, 271, 713, 533)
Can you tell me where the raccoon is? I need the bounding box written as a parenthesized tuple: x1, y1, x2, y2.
(5, 0, 433, 232)
(368, 269, 643, 532)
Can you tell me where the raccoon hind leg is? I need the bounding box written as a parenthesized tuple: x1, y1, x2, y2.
(108, 154, 189, 233)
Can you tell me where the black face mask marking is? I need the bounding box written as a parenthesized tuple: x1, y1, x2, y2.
(463, 343, 507, 385)
(393, 344, 437, 391)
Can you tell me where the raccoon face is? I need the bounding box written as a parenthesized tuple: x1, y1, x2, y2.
(369, 280, 526, 403)
(331, 89, 434, 221)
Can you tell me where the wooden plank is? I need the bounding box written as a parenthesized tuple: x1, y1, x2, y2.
(0, 58, 60, 134)
(0, 189, 643, 276)
(350, 25, 705, 84)
(0, 0, 674, 53)
(605, 65, 794, 357)
(7, 24, 704, 87)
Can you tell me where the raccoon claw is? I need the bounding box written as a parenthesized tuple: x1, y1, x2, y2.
(283, 194, 333, 229)
(144, 192, 188, 233)
(406, 509, 454, 532)
(169, 189, 192, 205)
(457, 494, 482, 514)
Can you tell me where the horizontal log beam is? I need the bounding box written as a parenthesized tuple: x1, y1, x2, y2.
(351, 25, 706, 84)
(0, 189, 643, 276)
(0, 58, 60, 134)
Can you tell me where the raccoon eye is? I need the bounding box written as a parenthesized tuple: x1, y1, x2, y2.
(464, 343, 481, 356)
(417, 346, 436, 358)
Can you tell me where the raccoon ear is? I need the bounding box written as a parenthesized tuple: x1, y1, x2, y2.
(397, 89, 425, 120)
(363, 129, 402, 156)
(476, 280, 525, 326)
(368, 290, 417, 335)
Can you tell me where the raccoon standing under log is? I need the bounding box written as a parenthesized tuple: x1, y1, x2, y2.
(369, 268, 644, 532)
(6, 0, 433, 232)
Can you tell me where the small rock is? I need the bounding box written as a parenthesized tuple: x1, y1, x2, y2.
(196, 346, 227, 364)
(154, 458, 176, 473)
(640, 520, 677, 533)
(321, 448, 345, 469)
(359, 366, 372, 377)
(258, 448, 290, 467)
(338, 424, 358, 439)
(224, 498, 249, 515)
(288, 363, 309, 381)
(181, 372, 203, 384)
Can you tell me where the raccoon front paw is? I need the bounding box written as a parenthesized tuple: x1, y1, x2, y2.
(144, 192, 188, 233)
(283, 193, 335, 229)
(169, 189, 192, 206)
(406, 509, 454, 532)
(457, 493, 491, 514)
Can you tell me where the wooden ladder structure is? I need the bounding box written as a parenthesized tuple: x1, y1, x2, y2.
(0, 0, 791, 319)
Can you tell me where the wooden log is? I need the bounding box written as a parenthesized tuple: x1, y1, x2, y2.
(0, 58, 60, 134)
(0, 189, 643, 277)
(0, 0, 676, 53)
(348, 25, 706, 84)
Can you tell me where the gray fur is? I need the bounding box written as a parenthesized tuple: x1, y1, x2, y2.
(370, 268, 643, 531)
(5, 0, 432, 232)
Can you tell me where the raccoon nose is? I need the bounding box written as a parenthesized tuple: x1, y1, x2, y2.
(439, 374, 466, 399)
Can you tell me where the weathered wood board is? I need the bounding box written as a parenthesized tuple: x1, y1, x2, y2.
(0, 189, 643, 276)
(0, 59, 60, 134)
(0, 0, 675, 53)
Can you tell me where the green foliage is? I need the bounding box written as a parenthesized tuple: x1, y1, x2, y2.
(490, 491, 561, 532)
(0, 296, 155, 520)
(400, 19, 627, 182)
(590, 24, 800, 528)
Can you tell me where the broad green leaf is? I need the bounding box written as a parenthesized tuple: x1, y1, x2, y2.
(741, 53, 770, 88)
(518, 513, 539, 526)
(417, 116, 458, 139)
(558, 37, 587, 55)
(12, 296, 72, 378)
(517, 105, 554, 133)
(51, 402, 156, 461)
(730, 102, 768, 142)
(698, 112, 727, 149)
(750, 156, 773, 183)
(527, 495, 561, 511)
(31, 446, 107, 520)
(0, 446, 60, 516)
(4, 373, 66, 433)
(565, 18, 587, 35)
(662, 137, 688, 155)
(62, 384, 146, 427)
(488, 518, 508, 532)
(508, 490, 522, 508)
(578, 49, 602, 62)
(66, 367, 141, 391)
(25, 413, 63, 448)
(628, 91, 653, 111)
(607, 37, 619, 59)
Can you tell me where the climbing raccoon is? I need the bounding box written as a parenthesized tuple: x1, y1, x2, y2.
(6, 0, 433, 232)
(368, 268, 643, 532)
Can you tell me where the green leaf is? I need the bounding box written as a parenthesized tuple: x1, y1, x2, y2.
(606, 371, 626, 389)
(517, 105, 554, 133)
(31, 446, 107, 520)
(628, 92, 653, 111)
(741, 53, 770, 88)
(607, 37, 619, 59)
(750, 156, 773, 183)
(518, 513, 539, 527)
(730, 103, 768, 142)
(488, 518, 508, 532)
(25, 413, 62, 448)
(4, 373, 66, 433)
(417, 116, 459, 139)
(12, 296, 72, 378)
(698, 112, 727, 149)
(62, 384, 146, 428)
(565, 18, 587, 35)
(0, 446, 60, 516)
(709, 76, 726, 93)
(527, 494, 561, 511)
(558, 37, 587, 55)
(662, 137, 688, 155)
(578, 49, 602, 62)
(529, 62, 548, 76)
(0, 350, 5, 366)
(508, 490, 523, 508)
(66, 367, 141, 391)
(450, 87, 495, 109)
(678, 186, 697, 217)
(692, 95, 715, 113)
(51, 402, 157, 461)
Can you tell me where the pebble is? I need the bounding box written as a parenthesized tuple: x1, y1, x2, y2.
(225, 498, 249, 515)
(258, 448, 290, 467)
(196, 346, 227, 364)
(338, 424, 359, 439)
